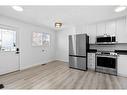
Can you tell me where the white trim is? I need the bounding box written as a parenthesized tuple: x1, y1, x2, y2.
(0, 23, 19, 31)
(20, 59, 55, 70)
(118, 73, 127, 78)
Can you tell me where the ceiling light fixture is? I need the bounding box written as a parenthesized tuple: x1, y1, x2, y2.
(115, 6, 126, 12)
(12, 6, 23, 12)
(55, 22, 62, 28)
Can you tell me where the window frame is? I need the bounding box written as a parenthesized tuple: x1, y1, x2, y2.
(32, 32, 50, 47)
(0, 27, 17, 52)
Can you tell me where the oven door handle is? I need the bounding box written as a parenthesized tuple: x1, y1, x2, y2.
(96, 55, 117, 58)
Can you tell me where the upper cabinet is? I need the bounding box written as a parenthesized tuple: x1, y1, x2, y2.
(116, 17, 127, 43)
(76, 16, 127, 44)
(105, 20, 116, 36)
(96, 20, 116, 36)
(96, 22, 106, 36)
(87, 24, 96, 44)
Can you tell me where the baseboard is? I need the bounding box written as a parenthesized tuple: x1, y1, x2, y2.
(118, 73, 127, 78)
(20, 59, 56, 71)
(55, 59, 68, 63)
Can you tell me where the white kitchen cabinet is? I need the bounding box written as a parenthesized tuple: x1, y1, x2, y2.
(116, 17, 127, 43)
(87, 24, 96, 44)
(118, 55, 127, 77)
(87, 53, 95, 70)
(96, 22, 106, 36)
(97, 20, 116, 36)
(105, 20, 116, 36)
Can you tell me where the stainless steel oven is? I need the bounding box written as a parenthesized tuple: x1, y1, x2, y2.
(95, 51, 117, 75)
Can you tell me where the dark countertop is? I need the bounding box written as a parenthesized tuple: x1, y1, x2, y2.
(115, 50, 127, 55)
(88, 49, 97, 53)
(88, 49, 127, 55)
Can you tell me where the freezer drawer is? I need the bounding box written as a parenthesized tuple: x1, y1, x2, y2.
(69, 56, 77, 68)
(69, 56, 87, 70)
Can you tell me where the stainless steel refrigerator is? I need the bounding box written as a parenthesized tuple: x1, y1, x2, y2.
(69, 34, 89, 70)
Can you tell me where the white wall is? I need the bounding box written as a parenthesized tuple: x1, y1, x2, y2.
(0, 15, 56, 70)
(55, 24, 88, 62)
(75, 24, 87, 34)
(55, 27, 76, 62)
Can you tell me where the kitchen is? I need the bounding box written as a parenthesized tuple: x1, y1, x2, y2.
(0, 6, 127, 89)
(88, 16, 127, 77)
(67, 16, 127, 77)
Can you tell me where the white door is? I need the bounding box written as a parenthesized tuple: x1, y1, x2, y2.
(0, 28, 19, 75)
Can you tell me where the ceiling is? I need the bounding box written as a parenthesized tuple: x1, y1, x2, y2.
(0, 6, 127, 30)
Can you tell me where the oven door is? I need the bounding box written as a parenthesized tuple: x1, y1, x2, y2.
(96, 55, 117, 69)
(95, 55, 117, 75)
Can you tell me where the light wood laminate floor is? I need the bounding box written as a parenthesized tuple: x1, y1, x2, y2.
(0, 61, 127, 89)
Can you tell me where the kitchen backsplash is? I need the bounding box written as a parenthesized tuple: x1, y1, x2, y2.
(90, 43, 127, 51)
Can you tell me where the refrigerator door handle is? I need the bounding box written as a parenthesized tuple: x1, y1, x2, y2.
(69, 55, 86, 58)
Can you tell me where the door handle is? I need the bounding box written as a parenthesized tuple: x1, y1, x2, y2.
(15, 51, 20, 54)
(16, 48, 20, 54)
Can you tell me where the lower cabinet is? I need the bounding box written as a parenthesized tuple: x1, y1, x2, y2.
(87, 53, 95, 70)
(118, 55, 127, 77)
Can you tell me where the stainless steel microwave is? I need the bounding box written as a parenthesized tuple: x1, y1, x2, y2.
(96, 35, 117, 45)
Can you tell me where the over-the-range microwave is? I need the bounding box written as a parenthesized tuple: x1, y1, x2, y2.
(96, 35, 117, 45)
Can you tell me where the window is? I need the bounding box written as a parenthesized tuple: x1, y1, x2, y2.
(32, 32, 42, 46)
(0, 28, 16, 51)
(32, 32, 50, 47)
(42, 33, 50, 47)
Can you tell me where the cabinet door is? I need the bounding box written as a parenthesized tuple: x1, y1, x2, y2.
(91, 53, 95, 70)
(106, 20, 116, 36)
(87, 53, 95, 70)
(87, 24, 96, 44)
(118, 55, 127, 77)
(116, 17, 127, 43)
(96, 22, 106, 36)
(88, 53, 92, 69)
